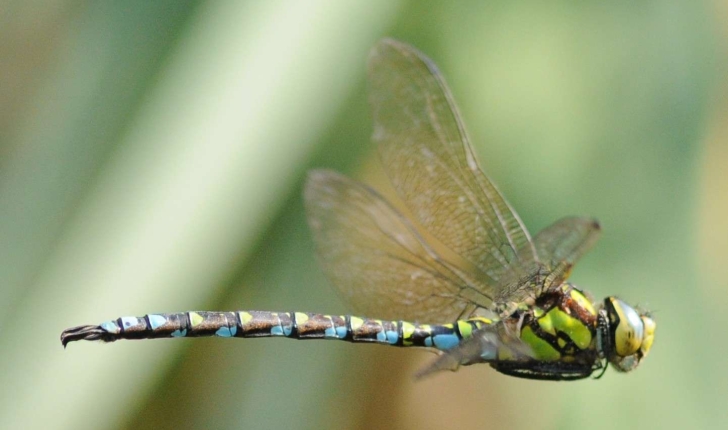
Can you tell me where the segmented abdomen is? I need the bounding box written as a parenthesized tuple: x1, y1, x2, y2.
(61, 310, 493, 352)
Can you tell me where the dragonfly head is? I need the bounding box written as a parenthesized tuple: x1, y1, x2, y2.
(600, 297, 655, 373)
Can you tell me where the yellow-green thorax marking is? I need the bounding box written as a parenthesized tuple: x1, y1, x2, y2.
(518, 284, 598, 362)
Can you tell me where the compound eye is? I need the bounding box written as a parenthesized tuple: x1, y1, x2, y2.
(640, 315, 656, 358)
(609, 298, 644, 357)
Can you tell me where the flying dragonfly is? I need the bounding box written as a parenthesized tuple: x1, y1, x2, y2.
(61, 38, 655, 381)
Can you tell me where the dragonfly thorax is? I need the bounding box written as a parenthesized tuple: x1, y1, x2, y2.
(599, 297, 655, 373)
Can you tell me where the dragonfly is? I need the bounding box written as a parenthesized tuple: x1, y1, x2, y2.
(61, 38, 655, 381)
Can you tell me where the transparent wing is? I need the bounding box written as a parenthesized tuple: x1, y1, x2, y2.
(368, 39, 537, 299)
(495, 217, 602, 304)
(304, 170, 494, 322)
(534, 217, 601, 271)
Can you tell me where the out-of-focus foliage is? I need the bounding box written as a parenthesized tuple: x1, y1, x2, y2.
(0, 1, 725, 429)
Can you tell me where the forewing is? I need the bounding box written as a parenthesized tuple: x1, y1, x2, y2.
(368, 38, 536, 294)
(495, 217, 602, 304)
(304, 170, 494, 322)
(533, 217, 602, 269)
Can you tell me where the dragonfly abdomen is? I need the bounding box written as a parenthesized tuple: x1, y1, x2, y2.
(60, 310, 493, 351)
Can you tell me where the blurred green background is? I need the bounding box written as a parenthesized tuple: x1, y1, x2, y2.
(1, 1, 726, 429)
